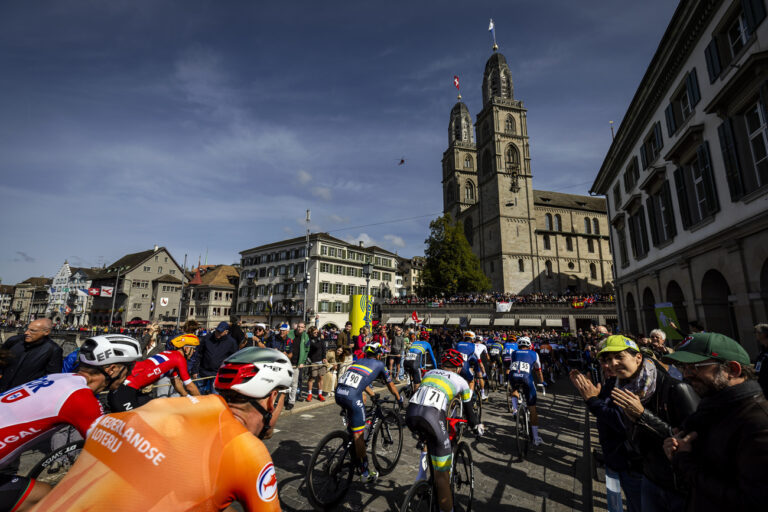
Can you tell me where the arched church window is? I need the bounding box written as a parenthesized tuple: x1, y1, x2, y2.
(543, 235, 551, 250)
(505, 144, 520, 170)
(554, 214, 562, 231)
(518, 259, 524, 272)
(464, 155, 473, 169)
(447, 182, 455, 202)
(505, 115, 516, 134)
(463, 217, 474, 246)
(482, 150, 492, 175)
(491, 71, 500, 97)
(545, 214, 553, 231)
(590, 263, 597, 280)
(584, 217, 592, 234)
(464, 181, 475, 202)
(593, 218, 600, 235)
(453, 120, 461, 143)
(545, 260, 553, 278)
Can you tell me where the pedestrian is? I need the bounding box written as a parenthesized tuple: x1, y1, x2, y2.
(601, 335, 699, 512)
(229, 316, 246, 347)
(305, 326, 327, 402)
(192, 321, 238, 395)
(753, 323, 768, 397)
(0, 318, 63, 392)
(354, 326, 370, 360)
(388, 325, 405, 383)
(251, 323, 268, 348)
(287, 321, 309, 405)
(662, 332, 768, 511)
(337, 321, 354, 356)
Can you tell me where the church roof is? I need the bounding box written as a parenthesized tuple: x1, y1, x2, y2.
(484, 52, 509, 74)
(533, 190, 607, 213)
(450, 101, 470, 116)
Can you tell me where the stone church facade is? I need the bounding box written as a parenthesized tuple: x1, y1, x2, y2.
(442, 48, 614, 294)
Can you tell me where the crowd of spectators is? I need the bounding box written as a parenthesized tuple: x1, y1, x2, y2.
(385, 291, 615, 306)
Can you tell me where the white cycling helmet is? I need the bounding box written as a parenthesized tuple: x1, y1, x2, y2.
(363, 342, 384, 356)
(79, 335, 142, 366)
(463, 331, 476, 340)
(214, 347, 293, 399)
(518, 336, 532, 348)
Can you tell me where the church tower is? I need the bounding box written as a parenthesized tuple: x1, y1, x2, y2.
(443, 45, 536, 292)
(442, 97, 477, 224)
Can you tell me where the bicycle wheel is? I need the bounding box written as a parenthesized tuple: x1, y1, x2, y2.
(472, 390, 482, 423)
(447, 397, 464, 445)
(371, 410, 403, 475)
(27, 440, 84, 486)
(506, 383, 513, 413)
(515, 405, 529, 459)
(452, 442, 474, 512)
(488, 367, 497, 392)
(400, 479, 435, 512)
(401, 385, 414, 404)
(306, 430, 354, 510)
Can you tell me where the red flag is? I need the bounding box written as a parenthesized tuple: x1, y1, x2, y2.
(453, 76, 460, 91)
(411, 311, 421, 323)
(88, 288, 100, 296)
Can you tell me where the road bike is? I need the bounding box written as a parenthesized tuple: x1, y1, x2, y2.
(400, 397, 474, 512)
(400, 367, 427, 404)
(26, 427, 84, 486)
(305, 395, 403, 511)
(510, 381, 532, 459)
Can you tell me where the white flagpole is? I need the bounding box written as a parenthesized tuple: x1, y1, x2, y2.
(108, 267, 121, 329)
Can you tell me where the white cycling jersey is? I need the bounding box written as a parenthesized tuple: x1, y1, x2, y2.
(473, 343, 487, 360)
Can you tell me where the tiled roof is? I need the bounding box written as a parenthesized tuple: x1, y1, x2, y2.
(21, 277, 52, 287)
(0, 285, 15, 295)
(93, 249, 156, 278)
(197, 265, 239, 288)
(533, 190, 607, 213)
(155, 274, 182, 284)
(70, 267, 101, 279)
(241, 233, 399, 257)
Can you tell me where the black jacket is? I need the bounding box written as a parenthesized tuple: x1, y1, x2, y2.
(755, 346, 768, 398)
(673, 380, 768, 512)
(307, 335, 326, 363)
(229, 323, 245, 345)
(627, 360, 699, 491)
(0, 335, 63, 392)
(586, 377, 641, 473)
(192, 331, 238, 377)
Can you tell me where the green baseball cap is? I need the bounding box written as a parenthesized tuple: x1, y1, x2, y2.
(597, 335, 639, 356)
(663, 332, 750, 365)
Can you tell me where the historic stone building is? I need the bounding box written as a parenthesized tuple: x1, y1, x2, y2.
(182, 265, 239, 329)
(47, 261, 99, 326)
(442, 47, 613, 294)
(592, 0, 768, 353)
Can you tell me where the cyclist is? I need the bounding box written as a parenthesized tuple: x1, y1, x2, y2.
(403, 332, 438, 392)
(0, 335, 142, 512)
(334, 343, 403, 483)
(502, 336, 519, 380)
(455, 331, 480, 391)
(107, 333, 201, 412)
(31, 347, 292, 511)
(473, 335, 490, 400)
(405, 348, 483, 512)
(508, 336, 545, 445)
(487, 337, 505, 388)
(539, 339, 555, 383)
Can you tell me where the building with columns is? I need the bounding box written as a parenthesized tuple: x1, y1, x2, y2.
(443, 46, 613, 295)
(591, 0, 768, 353)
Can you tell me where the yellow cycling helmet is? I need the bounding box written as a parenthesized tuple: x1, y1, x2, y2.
(171, 333, 200, 348)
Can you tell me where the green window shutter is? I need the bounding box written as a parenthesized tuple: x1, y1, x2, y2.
(717, 118, 745, 200)
(743, 0, 767, 35)
(640, 146, 648, 169)
(665, 104, 677, 137)
(654, 122, 664, 151)
(704, 38, 721, 83)
(686, 68, 701, 106)
(696, 142, 720, 216)
(674, 168, 692, 229)
(661, 181, 677, 239)
(646, 197, 660, 246)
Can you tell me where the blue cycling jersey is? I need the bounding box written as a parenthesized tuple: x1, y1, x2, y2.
(335, 357, 392, 398)
(502, 342, 519, 359)
(456, 341, 476, 361)
(509, 349, 541, 383)
(407, 340, 438, 369)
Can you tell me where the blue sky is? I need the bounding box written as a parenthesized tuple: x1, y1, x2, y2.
(0, 0, 678, 284)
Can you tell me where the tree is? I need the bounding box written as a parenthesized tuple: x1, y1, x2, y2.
(420, 213, 491, 295)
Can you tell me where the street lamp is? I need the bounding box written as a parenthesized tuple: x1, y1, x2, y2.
(362, 262, 373, 330)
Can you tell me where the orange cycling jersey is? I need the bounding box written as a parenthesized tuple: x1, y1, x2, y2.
(32, 395, 281, 512)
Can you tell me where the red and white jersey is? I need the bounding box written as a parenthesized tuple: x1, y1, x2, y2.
(124, 351, 192, 390)
(0, 373, 103, 468)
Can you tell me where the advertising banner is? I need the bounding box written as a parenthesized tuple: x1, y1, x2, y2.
(654, 302, 682, 341)
(349, 294, 373, 336)
(496, 302, 511, 313)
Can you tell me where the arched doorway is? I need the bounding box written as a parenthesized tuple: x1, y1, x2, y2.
(701, 269, 735, 338)
(666, 280, 689, 332)
(625, 291, 639, 335)
(642, 288, 656, 335)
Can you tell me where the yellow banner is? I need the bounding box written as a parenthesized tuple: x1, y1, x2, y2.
(349, 294, 373, 336)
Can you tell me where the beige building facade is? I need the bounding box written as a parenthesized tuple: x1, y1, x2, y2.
(592, 0, 768, 354)
(443, 49, 613, 294)
(183, 265, 238, 329)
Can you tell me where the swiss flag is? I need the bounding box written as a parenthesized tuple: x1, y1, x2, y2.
(88, 288, 100, 296)
(453, 75, 460, 91)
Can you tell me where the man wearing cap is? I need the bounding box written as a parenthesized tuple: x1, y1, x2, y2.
(192, 321, 238, 395)
(662, 333, 768, 512)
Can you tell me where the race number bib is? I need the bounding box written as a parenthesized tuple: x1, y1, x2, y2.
(510, 361, 531, 373)
(413, 386, 447, 411)
(489, 348, 500, 356)
(461, 353, 468, 361)
(405, 352, 418, 361)
(339, 371, 363, 388)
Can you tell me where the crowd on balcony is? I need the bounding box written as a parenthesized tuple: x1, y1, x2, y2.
(385, 291, 615, 306)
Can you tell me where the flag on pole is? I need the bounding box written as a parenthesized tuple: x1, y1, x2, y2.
(453, 75, 460, 91)
(101, 286, 114, 298)
(268, 294, 273, 310)
(488, 18, 497, 48)
(88, 288, 100, 296)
